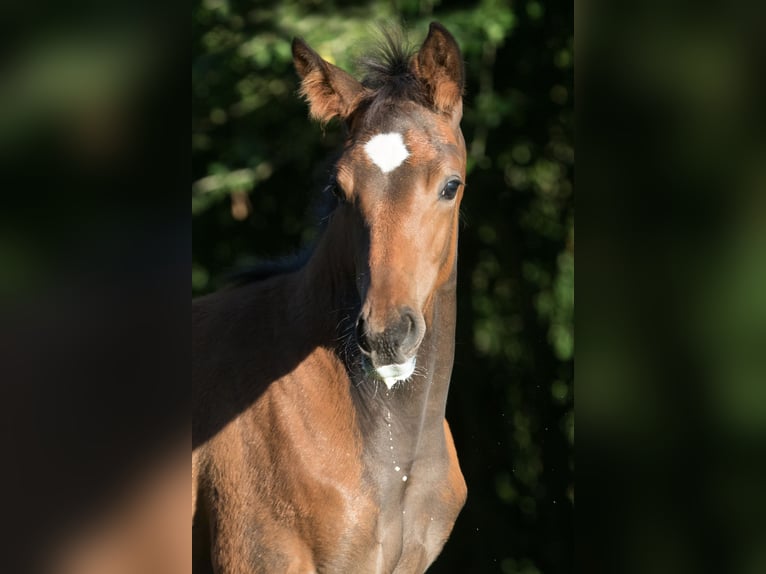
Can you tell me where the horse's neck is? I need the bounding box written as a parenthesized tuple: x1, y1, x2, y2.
(292, 227, 358, 338)
(361, 282, 456, 459)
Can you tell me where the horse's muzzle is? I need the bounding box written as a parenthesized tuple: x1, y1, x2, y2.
(355, 305, 425, 370)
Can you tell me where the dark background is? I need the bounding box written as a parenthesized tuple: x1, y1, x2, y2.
(193, 1, 573, 572)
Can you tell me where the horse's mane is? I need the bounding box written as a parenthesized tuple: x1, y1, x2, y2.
(229, 26, 421, 288)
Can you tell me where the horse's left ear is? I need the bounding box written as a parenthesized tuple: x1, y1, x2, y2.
(411, 22, 464, 117)
(292, 38, 367, 124)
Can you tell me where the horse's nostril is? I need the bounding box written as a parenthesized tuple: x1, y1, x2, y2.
(355, 316, 372, 354)
(356, 308, 423, 362)
(399, 307, 422, 353)
(405, 313, 415, 334)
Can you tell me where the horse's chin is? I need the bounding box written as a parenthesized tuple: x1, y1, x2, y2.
(361, 355, 417, 389)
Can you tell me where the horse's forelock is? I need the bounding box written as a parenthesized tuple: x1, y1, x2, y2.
(355, 27, 429, 126)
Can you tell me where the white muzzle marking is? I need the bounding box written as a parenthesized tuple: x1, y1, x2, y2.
(364, 132, 409, 173)
(375, 357, 417, 389)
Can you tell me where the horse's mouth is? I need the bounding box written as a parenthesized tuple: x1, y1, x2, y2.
(363, 356, 416, 389)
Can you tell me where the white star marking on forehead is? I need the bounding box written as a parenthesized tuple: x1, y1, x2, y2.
(364, 132, 410, 173)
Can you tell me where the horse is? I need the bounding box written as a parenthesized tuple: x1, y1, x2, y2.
(193, 22, 467, 574)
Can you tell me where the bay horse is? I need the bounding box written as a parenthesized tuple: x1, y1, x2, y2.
(193, 22, 467, 574)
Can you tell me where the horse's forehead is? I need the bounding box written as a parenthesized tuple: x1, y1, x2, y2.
(348, 112, 460, 175)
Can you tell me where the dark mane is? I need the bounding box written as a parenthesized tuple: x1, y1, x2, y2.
(356, 27, 426, 126)
(225, 249, 312, 286)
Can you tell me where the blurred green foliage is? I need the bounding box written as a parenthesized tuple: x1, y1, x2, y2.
(192, 0, 572, 571)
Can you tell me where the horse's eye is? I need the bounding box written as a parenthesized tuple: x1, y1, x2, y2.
(326, 180, 345, 202)
(440, 179, 462, 201)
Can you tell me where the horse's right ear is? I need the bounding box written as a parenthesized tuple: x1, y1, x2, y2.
(292, 38, 367, 124)
(411, 22, 464, 117)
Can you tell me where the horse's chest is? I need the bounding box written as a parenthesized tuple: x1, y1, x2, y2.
(269, 465, 462, 574)
(377, 476, 464, 572)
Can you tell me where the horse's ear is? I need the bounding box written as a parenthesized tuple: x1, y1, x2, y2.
(292, 38, 366, 124)
(411, 22, 464, 117)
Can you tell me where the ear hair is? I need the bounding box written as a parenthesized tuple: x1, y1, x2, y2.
(292, 38, 367, 124)
(411, 22, 464, 116)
